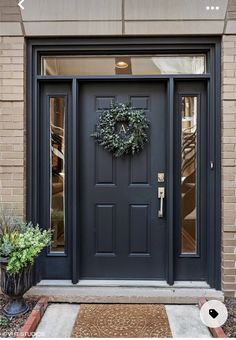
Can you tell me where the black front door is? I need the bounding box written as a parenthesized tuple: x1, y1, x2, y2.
(37, 78, 210, 284)
(78, 81, 167, 279)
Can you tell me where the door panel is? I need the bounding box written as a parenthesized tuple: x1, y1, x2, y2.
(174, 81, 207, 281)
(79, 81, 167, 279)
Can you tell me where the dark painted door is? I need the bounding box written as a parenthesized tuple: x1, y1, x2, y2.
(79, 81, 167, 279)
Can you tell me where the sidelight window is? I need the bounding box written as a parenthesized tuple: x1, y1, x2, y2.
(41, 55, 206, 76)
(50, 97, 65, 252)
(181, 96, 198, 254)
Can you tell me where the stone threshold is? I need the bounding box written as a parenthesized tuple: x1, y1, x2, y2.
(26, 281, 224, 304)
(37, 280, 210, 288)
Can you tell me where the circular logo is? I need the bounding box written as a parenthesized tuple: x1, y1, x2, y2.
(200, 300, 228, 328)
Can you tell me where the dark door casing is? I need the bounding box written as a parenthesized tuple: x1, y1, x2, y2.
(28, 38, 221, 288)
(79, 81, 167, 279)
(174, 81, 207, 281)
(38, 82, 72, 280)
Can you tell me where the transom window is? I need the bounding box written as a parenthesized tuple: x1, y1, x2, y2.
(41, 55, 206, 76)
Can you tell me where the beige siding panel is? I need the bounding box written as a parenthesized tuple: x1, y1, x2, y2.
(21, 0, 122, 21)
(24, 21, 122, 36)
(0, 23, 22, 36)
(125, 20, 224, 35)
(125, 0, 227, 20)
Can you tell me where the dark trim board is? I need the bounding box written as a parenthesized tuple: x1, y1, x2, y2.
(167, 78, 174, 285)
(27, 37, 221, 288)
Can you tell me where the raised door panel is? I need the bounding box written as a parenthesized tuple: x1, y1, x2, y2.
(79, 81, 167, 279)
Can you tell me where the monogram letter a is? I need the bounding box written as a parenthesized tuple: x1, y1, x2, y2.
(119, 124, 127, 134)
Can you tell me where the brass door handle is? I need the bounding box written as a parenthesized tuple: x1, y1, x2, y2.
(158, 187, 165, 218)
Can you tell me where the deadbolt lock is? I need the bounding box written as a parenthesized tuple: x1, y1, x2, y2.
(157, 172, 165, 183)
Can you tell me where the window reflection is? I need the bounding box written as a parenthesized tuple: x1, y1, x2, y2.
(41, 55, 206, 76)
(181, 96, 197, 254)
(50, 97, 65, 252)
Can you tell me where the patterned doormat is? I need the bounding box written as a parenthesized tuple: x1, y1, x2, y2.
(71, 304, 172, 338)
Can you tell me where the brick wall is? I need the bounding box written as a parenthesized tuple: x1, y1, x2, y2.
(0, 36, 25, 218)
(222, 35, 236, 297)
(0, 0, 21, 22)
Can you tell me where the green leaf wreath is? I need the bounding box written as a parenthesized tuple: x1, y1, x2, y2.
(92, 102, 150, 157)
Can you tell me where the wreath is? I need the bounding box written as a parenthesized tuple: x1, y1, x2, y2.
(92, 102, 150, 157)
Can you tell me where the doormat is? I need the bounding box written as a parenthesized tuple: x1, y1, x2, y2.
(71, 304, 172, 338)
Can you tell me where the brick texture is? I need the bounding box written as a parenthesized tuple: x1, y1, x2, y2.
(0, 36, 25, 218)
(222, 35, 236, 297)
(0, 0, 21, 22)
(227, 0, 236, 20)
(17, 297, 48, 338)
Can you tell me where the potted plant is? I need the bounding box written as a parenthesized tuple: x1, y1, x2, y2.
(0, 209, 51, 316)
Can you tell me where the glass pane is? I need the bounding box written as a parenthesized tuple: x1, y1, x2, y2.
(181, 96, 197, 254)
(41, 55, 206, 76)
(50, 97, 65, 252)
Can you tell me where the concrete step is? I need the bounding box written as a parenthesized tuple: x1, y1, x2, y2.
(26, 284, 224, 304)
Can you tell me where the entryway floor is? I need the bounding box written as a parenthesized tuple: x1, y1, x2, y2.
(35, 303, 212, 338)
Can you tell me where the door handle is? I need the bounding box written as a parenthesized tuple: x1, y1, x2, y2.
(158, 187, 165, 218)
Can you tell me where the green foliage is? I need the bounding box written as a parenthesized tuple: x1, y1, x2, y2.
(0, 316, 11, 328)
(92, 102, 150, 157)
(0, 207, 20, 238)
(0, 208, 51, 275)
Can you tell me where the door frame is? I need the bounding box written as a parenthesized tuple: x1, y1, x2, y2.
(27, 37, 221, 288)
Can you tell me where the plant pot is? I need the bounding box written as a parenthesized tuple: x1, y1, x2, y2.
(0, 261, 33, 316)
